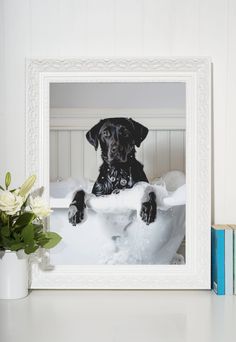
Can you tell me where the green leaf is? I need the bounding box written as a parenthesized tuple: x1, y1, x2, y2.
(21, 224, 34, 243)
(34, 225, 44, 236)
(1, 226, 10, 237)
(24, 244, 38, 254)
(14, 212, 35, 228)
(9, 188, 17, 193)
(0, 185, 4, 191)
(10, 243, 24, 251)
(13, 232, 21, 242)
(37, 237, 50, 247)
(5, 172, 11, 189)
(0, 212, 8, 225)
(43, 232, 62, 249)
(2, 236, 13, 248)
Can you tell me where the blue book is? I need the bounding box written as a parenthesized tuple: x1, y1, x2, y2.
(211, 225, 225, 295)
(228, 224, 236, 295)
(225, 226, 233, 295)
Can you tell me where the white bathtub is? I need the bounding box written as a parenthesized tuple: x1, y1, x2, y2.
(49, 171, 186, 265)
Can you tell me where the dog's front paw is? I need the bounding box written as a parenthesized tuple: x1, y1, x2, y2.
(140, 191, 157, 225)
(68, 204, 84, 226)
(68, 190, 86, 226)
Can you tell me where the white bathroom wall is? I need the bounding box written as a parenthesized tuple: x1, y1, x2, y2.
(50, 129, 185, 182)
(0, 0, 236, 223)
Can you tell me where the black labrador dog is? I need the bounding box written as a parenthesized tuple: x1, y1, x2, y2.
(68, 117, 157, 226)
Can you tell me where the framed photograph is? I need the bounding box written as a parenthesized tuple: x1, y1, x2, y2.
(26, 57, 211, 289)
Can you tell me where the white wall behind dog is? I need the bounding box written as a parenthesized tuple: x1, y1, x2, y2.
(0, 0, 236, 223)
(50, 129, 186, 182)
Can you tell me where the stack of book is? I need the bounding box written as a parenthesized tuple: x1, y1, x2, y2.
(211, 224, 236, 295)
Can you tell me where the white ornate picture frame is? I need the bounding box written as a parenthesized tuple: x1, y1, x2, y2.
(26, 58, 211, 289)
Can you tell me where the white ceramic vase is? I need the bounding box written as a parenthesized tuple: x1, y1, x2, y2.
(0, 250, 29, 299)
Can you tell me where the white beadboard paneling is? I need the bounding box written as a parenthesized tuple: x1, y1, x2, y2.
(143, 0, 172, 55)
(143, 130, 156, 181)
(0, 0, 6, 169)
(50, 128, 185, 182)
(170, 131, 185, 171)
(71, 131, 84, 179)
(115, 0, 144, 55)
(58, 0, 88, 56)
(83, 131, 98, 181)
(156, 131, 170, 177)
(31, 0, 61, 56)
(3, 0, 30, 186)
(87, 0, 115, 56)
(0, 0, 5, 118)
(50, 110, 186, 181)
(50, 131, 58, 181)
(199, 0, 228, 223)
(225, 0, 236, 222)
(58, 131, 71, 179)
(136, 144, 144, 164)
(170, 0, 199, 55)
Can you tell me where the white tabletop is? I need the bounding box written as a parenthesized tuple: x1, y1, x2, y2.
(0, 290, 235, 342)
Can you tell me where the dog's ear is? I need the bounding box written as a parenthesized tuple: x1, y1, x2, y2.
(86, 120, 104, 150)
(129, 118, 149, 147)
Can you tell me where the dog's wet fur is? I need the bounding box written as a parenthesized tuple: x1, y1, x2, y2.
(68, 117, 157, 226)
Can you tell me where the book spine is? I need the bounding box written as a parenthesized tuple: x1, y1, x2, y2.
(234, 230, 236, 295)
(211, 228, 216, 290)
(211, 228, 225, 295)
(225, 229, 233, 295)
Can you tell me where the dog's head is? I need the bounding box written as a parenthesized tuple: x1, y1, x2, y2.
(86, 118, 148, 164)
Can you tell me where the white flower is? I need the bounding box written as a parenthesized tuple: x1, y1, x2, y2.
(29, 196, 52, 218)
(0, 190, 24, 215)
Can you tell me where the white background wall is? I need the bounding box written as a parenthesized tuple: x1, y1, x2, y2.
(0, 0, 235, 223)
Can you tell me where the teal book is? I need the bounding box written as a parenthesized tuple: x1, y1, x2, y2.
(228, 225, 236, 295)
(211, 225, 225, 295)
(224, 226, 233, 295)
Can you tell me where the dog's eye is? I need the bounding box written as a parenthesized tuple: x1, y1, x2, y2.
(119, 129, 129, 137)
(103, 130, 110, 137)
